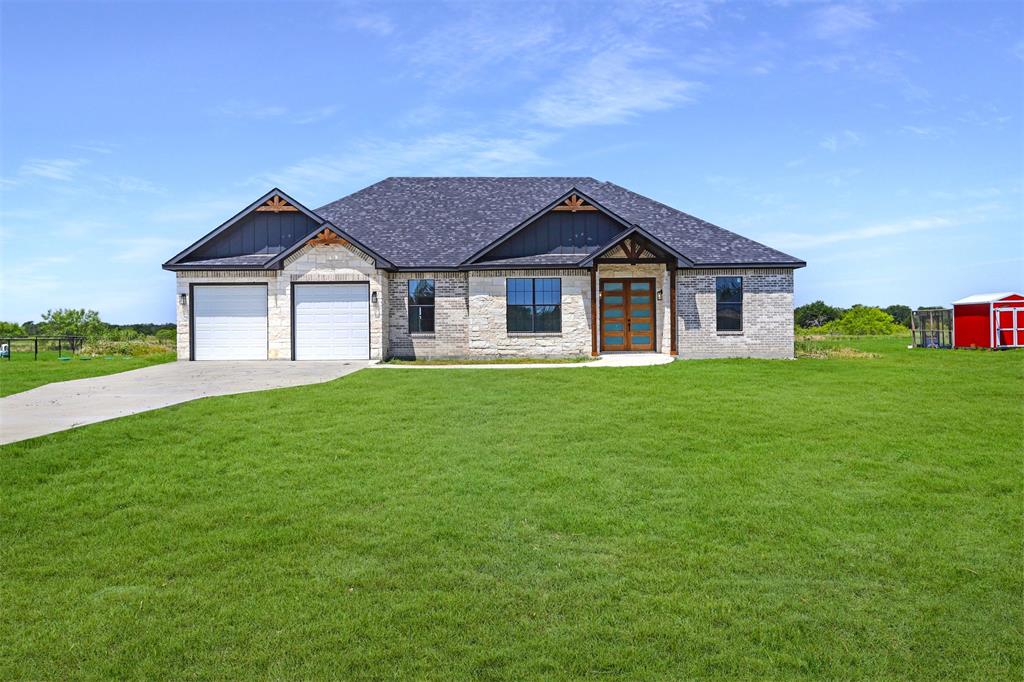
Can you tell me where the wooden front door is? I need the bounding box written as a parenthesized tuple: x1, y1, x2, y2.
(600, 278, 656, 351)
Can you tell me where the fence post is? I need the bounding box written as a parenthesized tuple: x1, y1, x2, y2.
(34, 337, 38, 360)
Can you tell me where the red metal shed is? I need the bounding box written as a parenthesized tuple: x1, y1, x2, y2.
(953, 292, 1024, 349)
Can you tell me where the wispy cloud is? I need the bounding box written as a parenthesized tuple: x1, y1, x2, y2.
(403, 8, 559, 89)
(262, 130, 554, 195)
(768, 204, 1003, 250)
(809, 4, 876, 42)
(211, 100, 338, 125)
(19, 158, 87, 181)
(338, 10, 395, 37)
(820, 130, 863, 152)
(900, 125, 952, 139)
(527, 47, 700, 128)
(107, 236, 182, 263)
(292, 106, 338, 125)
(212, 100, 289, 120)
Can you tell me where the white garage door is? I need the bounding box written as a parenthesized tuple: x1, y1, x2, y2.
(293, 284, 370, 360)
(192, 285, 268, 360)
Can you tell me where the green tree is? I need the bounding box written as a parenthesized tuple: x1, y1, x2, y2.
(155, 328, 177, 343)
(39, 308, 106, 338)
(0, 321, 24, 336)
(884, 304, 912, 327)
(794, 300, 843, 328)
(832, 306, 903, 335)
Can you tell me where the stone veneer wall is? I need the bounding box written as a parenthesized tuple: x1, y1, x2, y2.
(387, 272, 469, 358)
(175, 241, 385, 360)
(466, 269, 591, 358)
(676, 268, 794, 359)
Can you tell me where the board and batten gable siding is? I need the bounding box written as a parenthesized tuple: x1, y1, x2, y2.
(479, 211, 625, 261)
(187, 211, 320, 261)
(676, 268, 795, 359)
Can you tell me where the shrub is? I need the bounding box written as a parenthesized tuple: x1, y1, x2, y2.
(82, 339, 175, 357)
(0, 321, 24, 336)
(155, 328, 177, 343)
(828, 307, 906, 336)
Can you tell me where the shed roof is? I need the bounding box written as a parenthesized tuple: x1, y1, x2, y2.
(952, 292, 1024, 304)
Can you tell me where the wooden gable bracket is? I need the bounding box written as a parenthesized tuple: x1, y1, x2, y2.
(255, 195, 300, 212)
(552, 193, 598, 212)
(307, 228, 349, 247)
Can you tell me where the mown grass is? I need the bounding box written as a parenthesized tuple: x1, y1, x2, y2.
(0, 351, 176, 397)
(1, 338, 1021, 679)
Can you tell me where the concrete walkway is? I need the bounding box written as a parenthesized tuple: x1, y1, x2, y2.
(0, 361, 367, 445)
(375, 353, 675, 369)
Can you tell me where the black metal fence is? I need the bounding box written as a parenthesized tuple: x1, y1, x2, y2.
(0, 336, 86, 360)
(910, 309, 953, 349)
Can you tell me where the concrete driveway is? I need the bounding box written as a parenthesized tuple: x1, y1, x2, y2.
(0, 361, 368, 445)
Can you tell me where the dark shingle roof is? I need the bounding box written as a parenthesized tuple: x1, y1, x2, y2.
(316, 177, 802, 269)
(174, 255, 274, 268)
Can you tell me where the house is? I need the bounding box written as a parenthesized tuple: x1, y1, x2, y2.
(163, 178, 805, 361)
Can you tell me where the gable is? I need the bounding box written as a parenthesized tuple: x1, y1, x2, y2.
(475, 192, 627, 263)
(165, 190, 324, 269)
(187, 208, 319, 261)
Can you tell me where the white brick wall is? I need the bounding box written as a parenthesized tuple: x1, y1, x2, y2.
(677, 268, 794, 359)
(387, 272, 469, 358)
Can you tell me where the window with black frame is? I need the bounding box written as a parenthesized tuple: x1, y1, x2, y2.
(408, 279, 435, 333)
(716, 276, 743, 331)
(507, 278, 561, 333)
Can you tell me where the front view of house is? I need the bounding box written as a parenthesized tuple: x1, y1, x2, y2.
(163, 178, 804, 361)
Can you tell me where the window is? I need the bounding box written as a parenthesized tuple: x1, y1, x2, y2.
(408, 279, 435, 333)
(507, 278, 561, 333)
(716, 276, 743, 331)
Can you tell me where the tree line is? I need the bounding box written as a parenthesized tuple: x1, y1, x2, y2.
(794, 301, 945, 335)
(0, 309, 175, 341)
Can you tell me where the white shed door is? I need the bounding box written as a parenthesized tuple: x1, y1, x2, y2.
(193, 285, 268, 360)
(293, 284, 369, 360)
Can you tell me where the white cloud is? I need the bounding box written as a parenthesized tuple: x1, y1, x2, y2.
(211, 101, 288, 120)
(262, 130, 554, 195)
(900, 125, 952, 139)
(19, 158, 86, 181)
(809, 4, 876, 41)
(767, 204, 1004, 250)
(292, 106, 338, 125)
(107, 236, 182, 263)
(527, 48, 700, 128)
(820, 130, 863, 152)
(340, 11, 395, 37)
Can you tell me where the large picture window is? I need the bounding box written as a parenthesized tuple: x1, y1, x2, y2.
(716, 276, 743, 331)
(408, 279, 435, 333)
(507, 278, 561, 333)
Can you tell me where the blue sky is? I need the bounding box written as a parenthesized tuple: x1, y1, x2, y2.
(1, 0, 1021, 323)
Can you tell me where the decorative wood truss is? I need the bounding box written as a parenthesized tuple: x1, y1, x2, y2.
(255, 195, 300, 212)
(552, 193, 598, 212)
(307, 228, 349, 247)
(617, 237, 650, 260)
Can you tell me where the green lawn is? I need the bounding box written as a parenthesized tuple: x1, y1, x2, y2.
(2, 338, 1021, 679)
(0, 351, 176, 397)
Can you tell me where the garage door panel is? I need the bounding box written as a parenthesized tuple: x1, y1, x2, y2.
(193, 285, 268, 360)
(294, 284, 369, 360)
